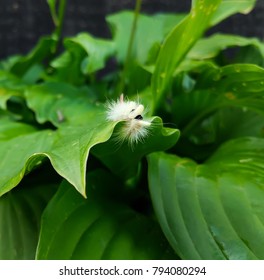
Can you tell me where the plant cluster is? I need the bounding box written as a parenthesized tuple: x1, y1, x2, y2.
(0, 0, 264, 260)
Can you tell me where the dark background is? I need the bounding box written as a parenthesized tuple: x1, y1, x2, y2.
(0, 0, 263, 59)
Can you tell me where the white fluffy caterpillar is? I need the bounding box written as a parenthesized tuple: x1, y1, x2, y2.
(106, 94, 151, 145)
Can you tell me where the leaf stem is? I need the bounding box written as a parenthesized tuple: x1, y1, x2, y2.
(118, 0, 142, 93)
(53, 0, 67, 53)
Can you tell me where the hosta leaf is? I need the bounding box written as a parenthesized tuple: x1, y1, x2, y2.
(0, 181, 56, 259)
(106, 11, 185, 64)
(0, 120, 115, 197)
(210, 0, 257, 26)
(0, 80, 116, 197)
(50, 32, 115, 85)
(1, 82, 177, 197)
(151, 0, 221, 109)
(25, 82, 104, 127)
(174, 64, 264, 134)
(0, 119, 37, 140)
(10, 36, 57, 78)
(92, 117, 180, 179)
(0, 71, 26, 109)
(188, 34, 264, 61)
(64, 33, 115, 74)
(36, 170, 176, 260)
(148, 137, 264, 259)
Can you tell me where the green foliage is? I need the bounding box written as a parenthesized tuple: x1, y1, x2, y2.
(36, 170, 176, 259)
(0, 0, 263, 260)
(148, 138, 264, 260)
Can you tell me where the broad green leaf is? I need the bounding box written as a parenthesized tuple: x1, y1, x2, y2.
(151, 0, 221, 110)
(10, 36, 57, 78)
(36, 170, 177, 260)
(50, 49, 86, 85)
(0, 80, 117, 197)
(148, 137, 264, 259)
(92, 117, 180, 179)
(210, 0, 257, 26)
(1, 80, 179, 197)
(0, 120, 115, 197)
(174, 64, 264, 134)
(0, 55, 22, 71)
(0, 119, 37, 140)
(0, 71, 26, 109)
(50, 33, 115, 85)
(25, 82, 104, 127)
(188, 34, 264, 61)
(0, 181, 56, 259)
(64, 33, 115, 74)
(106, 11, 185, 64)
(170, 64, 264, 159)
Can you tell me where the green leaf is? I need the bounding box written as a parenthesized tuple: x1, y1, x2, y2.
(210, 0, 257, 26)
(0, 181, 56, 259)
(1, 80, 179, 197)
(0, 119, 37, 140)
(50, 33, 115, 85)
(148, 137, 264, 259)
(92, 117, 180, 179)
(0, 81, 117, 197)
(36, 170, 176, 259)
(188, 34, 264, 61)
(0, 120, 115, 197)
(175, 64, 264, 135)
(106, 11, 185, 64)
(0, 71, 26, 109)
(65, 33, 116, 74)
(25, 82, 104, 127)
(10, 36, 57, 78)
(151, 0, 221, 110)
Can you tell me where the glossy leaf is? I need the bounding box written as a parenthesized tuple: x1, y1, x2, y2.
(50, 33, 115, 85)
(0, 71, 26, 109)
(0, 80, 116, 197)
(0, 182, 56, 259)
(92, 117, 180, 179)
(148, 137, 264, 259)
(10, 36, 57, 78)
(0, 119, 37, 140)
(0, 120, 115, 197)
(36, 170, 177, 260)
(106, 11, 185, 64)
(174, 64, 264, 134)
(151, 0, 221, 109)
(210, 0, 257, 26)
(1, 81, 178, 197)
(25, 82, 104, 127)
(65, 33, 115, 74)
(188, 33, 264, 61)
